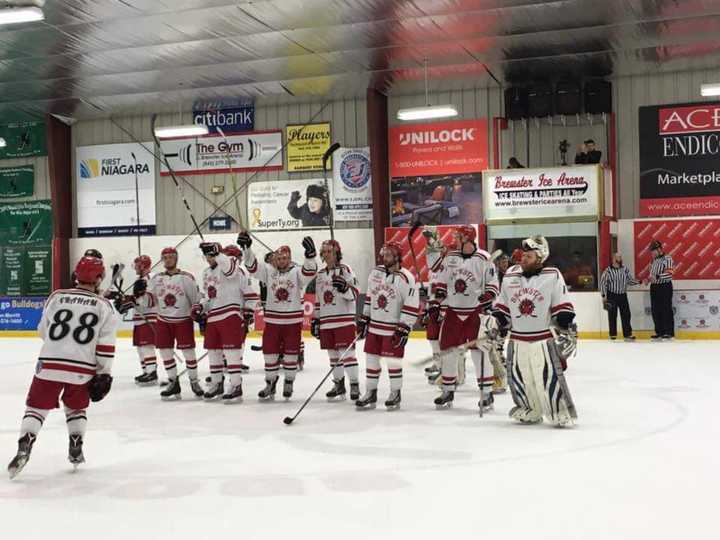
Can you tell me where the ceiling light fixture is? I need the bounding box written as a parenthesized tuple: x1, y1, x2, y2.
(700, 83, 720, 97)
(154, 124, 209, 139)
(396, 58, 458, 122)
(0, 1, 45, 26)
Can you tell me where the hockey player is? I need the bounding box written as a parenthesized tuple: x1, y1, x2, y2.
(8, 256, 117, 479)
(311, 239, 361, 401)
(136, 247, 203, 400)
(194, 243, 259, 403)
(421, 227, 446, 385)
(492, 235, 578, 427)
(356, 241, 419, 411)
(239, 231, 317, 400)
(433, 225, 499, 412)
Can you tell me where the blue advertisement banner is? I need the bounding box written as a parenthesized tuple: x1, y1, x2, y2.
(192, 106, 254, 134)
(0, 296, 45, 330)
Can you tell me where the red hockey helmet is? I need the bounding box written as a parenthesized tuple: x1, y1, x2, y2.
(75, 256, 105, 285)
(380, 241, 403, 262)
(133, 255, 151, 274)
(161, 246, 178, 258)
(277, 245, 291, 257)
(223, 244, 242, 259)
(454, 225, 476, 242)
(321, 239, 342, 262)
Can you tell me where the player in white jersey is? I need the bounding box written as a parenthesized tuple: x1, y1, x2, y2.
(8, 256, 118, 479)
(492, 235, 578, 427)
(194, 242, 259, 403)
(135, 247, 203, 400)
(116, 255, 159, 386)
(421, 227, 446, 384)
(311, 239, 361, 401)
(238, 231, 317, 400)
(356, 241, 420, 411)
(432, 225, 499, 412)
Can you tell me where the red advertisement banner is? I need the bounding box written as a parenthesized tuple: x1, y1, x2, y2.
(389, 119, 488, 178)
(658, 104, 720, 135)
(634, 219, 720, 280)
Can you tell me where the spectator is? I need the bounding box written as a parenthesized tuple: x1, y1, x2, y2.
(644, 240, 674, 341)
(507, 157, 525, 169)
(574, 139, 602, 164)
(564, 251, 595, 290)
(599, 253, 640, 341)
(495, 252, 510, 286)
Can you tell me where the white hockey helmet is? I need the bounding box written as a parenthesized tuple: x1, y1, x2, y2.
(521, 235, 550, 263)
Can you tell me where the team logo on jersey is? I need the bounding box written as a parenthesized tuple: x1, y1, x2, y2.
(164, 293, 177, 307)
(275, 288, 290, 302)
(518, 298, 537, 317)
(454, 279, 467, 294)
(207, 285, 217, 299)
(376, 294, 388, 311)
(323, 290, 335, 305)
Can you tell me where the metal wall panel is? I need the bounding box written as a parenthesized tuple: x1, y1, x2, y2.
(70, 98, 369, 236)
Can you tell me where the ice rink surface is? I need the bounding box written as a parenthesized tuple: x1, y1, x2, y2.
(0, 337, 717, 540)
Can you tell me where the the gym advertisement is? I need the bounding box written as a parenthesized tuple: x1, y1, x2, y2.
(332, 147, 373, 221)
(285, 122, 332, 173)
(639, 101, 720, 216)
(483, 164, 602, 223)
(247, 178, 333, 230)
(76, 142, 157, 237)
(158, 129, 283, 175)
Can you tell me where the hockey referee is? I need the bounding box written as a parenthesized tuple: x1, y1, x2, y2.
(645, 240, 675, 340)
(599, 253, 640, 341)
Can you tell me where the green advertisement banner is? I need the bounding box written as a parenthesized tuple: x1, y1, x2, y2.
(0, 245, 52, 296)
(0, 121, 46, 159)
(0, 200, 52, 245)
(0, 165, 34, 198)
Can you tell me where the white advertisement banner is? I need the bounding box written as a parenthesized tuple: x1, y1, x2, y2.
(629, 289, 720, 332)
(76, 142, 156, 237)
(483, 164, 601, 223)
(332, 147, 373, 221)
(248, 179, 332, 231)
(159, 130, 283, 176)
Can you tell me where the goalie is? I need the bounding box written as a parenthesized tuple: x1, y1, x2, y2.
(491, 235, 578, 427)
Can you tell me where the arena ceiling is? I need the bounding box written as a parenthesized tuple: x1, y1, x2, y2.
(1, 0, 719, 118)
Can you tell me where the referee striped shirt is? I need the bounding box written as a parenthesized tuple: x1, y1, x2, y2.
(599, 265, 640, 295)
(650, 254, 674, 284)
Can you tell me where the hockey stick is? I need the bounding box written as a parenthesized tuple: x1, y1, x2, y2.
(216, 127, 244, 231)
(322, 142, 341, 241)
(283, 334, 359, 425)
(131, 152, 142, 256)
(479, 346, 485, 418)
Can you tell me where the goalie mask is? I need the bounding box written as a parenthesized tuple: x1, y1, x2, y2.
(522, 235, 550, 263)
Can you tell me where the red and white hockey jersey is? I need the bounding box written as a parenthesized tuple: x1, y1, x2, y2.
(245, 248, 317, 325)
(144, 270, 200, 323)
(314, 264, 359, 329)
(494, 265, 575, 342)
(36, 288, 118, 385)
(432, 249, 499, 317)
(363, 266, 420, 336)
(132, 273, 156, 327)
(200, 253, 260, 324)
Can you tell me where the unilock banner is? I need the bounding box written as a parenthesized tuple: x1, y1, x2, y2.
(483, 165, 601, 223)
(76, 142, 157, 237)
(639, 101, 720, 216)
(0, 296, 46, 331)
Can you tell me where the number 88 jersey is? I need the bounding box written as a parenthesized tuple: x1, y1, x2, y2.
(36, 288, 118, 385)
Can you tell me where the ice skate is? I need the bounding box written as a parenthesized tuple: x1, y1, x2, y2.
(68, 434, 85, 470)
(434, 390, 454, 409)
(385, 390, 401, 411)
(424, 364, 440, 376)
(492, 375, 507, 394)
(624, 336, 636, 342)
(190, 379, 205, 399)
(326, 378, 346, 401)
(222, 384, 243, 404)
(552, 411, 572, 428)
(160, 378, 181, 401)
(7, 433, 35, 480)
(203, 380, 224, 401)
(258, 379, 277, 401)
(349, 382, 360, 401)
(479, 393, 494, 413)
(283, 379, 294, 400)
(355, 389, 377, 410)
(509, 406, 543, 424)
(134, 372, 145, 384)
(428, 370, 441, 385)
(136, 371, 158, 387)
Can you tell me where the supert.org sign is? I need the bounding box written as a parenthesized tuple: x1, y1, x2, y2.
(193, 106, 254, 134)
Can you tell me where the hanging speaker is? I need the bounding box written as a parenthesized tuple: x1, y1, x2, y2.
(585, 80, 612, 114)
(504, 87, 528, 120)
(527, 83, 553, 117)
(554, 81, 581, 115)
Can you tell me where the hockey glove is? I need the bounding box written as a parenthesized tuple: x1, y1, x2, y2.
(434, 286, 448, 301)
(88, 374, 113, 402)
(554, 323, 578, 370)
(237, 231, 252, 249)
(302, 236, 317, 259)
(310, 318, 321, 339)
(331, 274, 349, 293)
(133, 278, 147, 297)
(478, 292, 495, 314)
(425, 300, 442, 325)
(476, 314, 500, 351)
(115, 295, 135, 315)
(357, 316, 369, 339)
(200, 242, 220, 257)
(190, 304, 204, 322)
(392, 323, 411, 349)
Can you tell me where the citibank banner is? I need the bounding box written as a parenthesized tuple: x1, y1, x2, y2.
(483, 165, 601, 223)
(639, 102, 720, 216)
(389, 119, 488, 177)
(76, 142, 156, 237)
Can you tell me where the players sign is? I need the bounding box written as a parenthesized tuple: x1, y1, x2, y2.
(332, 147, 372, 221)
(159, 130, 282, 176)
